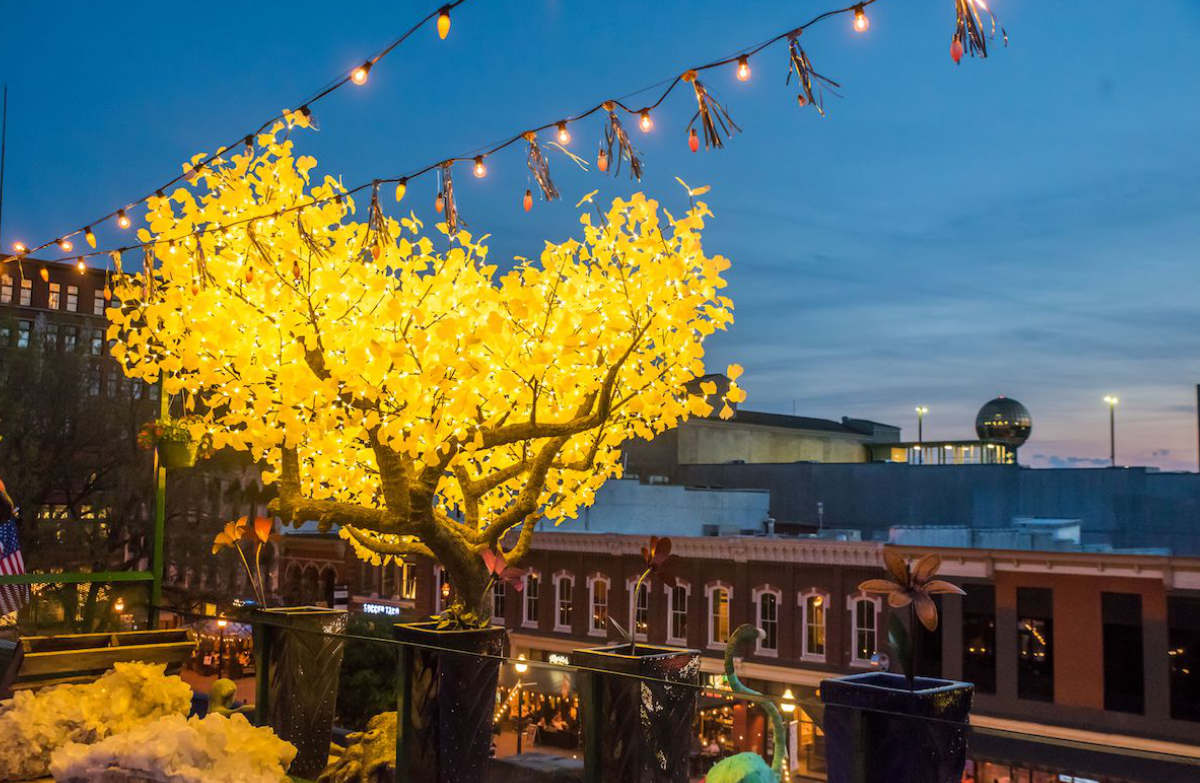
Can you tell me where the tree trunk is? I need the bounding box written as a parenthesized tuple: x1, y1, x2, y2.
(415, 514, 491, 623)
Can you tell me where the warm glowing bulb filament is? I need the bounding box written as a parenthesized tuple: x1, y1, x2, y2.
(736, 56, 751, 82)
(639, 110, 652, 132)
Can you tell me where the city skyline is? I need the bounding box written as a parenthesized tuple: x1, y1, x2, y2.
(2, 0, 1198, 470)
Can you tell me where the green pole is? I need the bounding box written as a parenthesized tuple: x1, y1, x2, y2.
(149, 376, 167, 627)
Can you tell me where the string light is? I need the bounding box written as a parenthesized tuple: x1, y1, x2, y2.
(12, 241, 26, 254)
(24, 0, 996, 267)
(351, 61, 372, 85)
(76, 258, 87, 273)
(523, 189, 533, 212)
(39, 268, 49, 283)
(853, 5, 870, 32)
(556, 122, 571, 145)
(688, 128, 700, 153)
(437, 6, 451, 39)
(57, 238, 73, 252)
(473, 155, 487, 178)
(84, 227, 96, 248)
(736, 55, 751, 82)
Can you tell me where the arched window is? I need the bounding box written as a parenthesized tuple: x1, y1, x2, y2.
(799, 589, 830, 662)
(400, 560, 417, 600)
(665, 580, 691, 646)
(626, 577, 649, 642)
(706, 582, 733, 650)
(752, 585, 782, 657)
(553, 571, 575, 633)
(587, 574, 610, 637)
(523, 570, 541, 629)
(848, 591, 882, 668)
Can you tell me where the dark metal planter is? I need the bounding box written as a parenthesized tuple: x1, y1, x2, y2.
(252, 606, 348, 779)
(392, 621, 507, 783)
(573, 642, 701, 783)
(820, 671, 973, 783)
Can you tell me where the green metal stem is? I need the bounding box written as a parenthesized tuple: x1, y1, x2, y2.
(149, 376, 167, 628)
(0, 570, 154, 585)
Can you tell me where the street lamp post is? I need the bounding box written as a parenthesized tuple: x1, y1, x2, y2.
(514, 655, 529, 755)
(216, 616, 228, 678)
(915, 406, 928, 464)
(1104, 396, 1119, 467)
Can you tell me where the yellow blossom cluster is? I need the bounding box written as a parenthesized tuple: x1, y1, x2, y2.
(107, 120, 741, 613)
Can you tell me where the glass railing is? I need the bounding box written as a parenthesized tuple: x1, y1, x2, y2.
(3, 606, 1200, 783)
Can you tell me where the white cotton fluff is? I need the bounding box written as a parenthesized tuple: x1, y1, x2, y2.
(49, 712, 297, 783)
(0, 661, 192, 780)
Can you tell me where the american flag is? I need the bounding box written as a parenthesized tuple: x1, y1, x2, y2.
(0, 520, 28, 617)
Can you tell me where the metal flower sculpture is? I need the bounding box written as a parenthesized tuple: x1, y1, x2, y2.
(211, 515, 276, 606)
(609, 536, 682, 653)
(859, 551, 965, 688)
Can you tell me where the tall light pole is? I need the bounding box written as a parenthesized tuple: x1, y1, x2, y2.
(514, 655, 529, 754)
(915, 406, 928, 464)
(1104, 396, 1119, 467)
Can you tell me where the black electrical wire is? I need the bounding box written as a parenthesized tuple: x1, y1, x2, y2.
(7, 0, 884, 267)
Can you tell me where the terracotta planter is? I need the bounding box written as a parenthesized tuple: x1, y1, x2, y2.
(392, 621, 507, 783)
(573, 642, 701, 783)
(820, 671, 973, 783)
(155, 439, 195, 469)
(252, 606, 348, 779)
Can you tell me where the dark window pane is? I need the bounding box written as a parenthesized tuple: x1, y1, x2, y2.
(962, 584, 996, 693)
(1102, 592, 1144, 714)
(1017, 587, 1053, 702)
(1169, 596, 1200, 721)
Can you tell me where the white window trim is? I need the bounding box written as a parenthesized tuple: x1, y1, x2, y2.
(847, 590, 882, 669)
(799, 589, 830, 663)
(665, 579, 693, 646)
(587, 573, 611, 637)
(704, 581, 732, 651)
(553, 570, 575, 633)
(522, 569, 542, 629)
(751, 584, 782, 658)
(491, 580, 506, 627)
(626, 576, 649, 642)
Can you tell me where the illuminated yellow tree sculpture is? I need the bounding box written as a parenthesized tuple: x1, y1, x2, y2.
(108, 118, 742, 625)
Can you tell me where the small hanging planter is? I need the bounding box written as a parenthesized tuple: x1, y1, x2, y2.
(137, 417, 203, 470)
(156, 438, 196, 469)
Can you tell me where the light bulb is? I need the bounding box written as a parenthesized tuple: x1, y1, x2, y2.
(556, 122, 571, 145)
(117, 210, 131, 229)
(395, 178, 407, 203)
(76, 258, 87, 273)
(523, 189, 533, 212)
(473, 156, 487, 178)
(243, 135, 254, 157)
(39, 267, 49, 282)
(351, 61, 371, 85)
(435, 194, 445, 213)
(84, 227, 96, 248)
(437, 7, 451, 39)
(688, 128, 699, 153)
(11, 241, 26, 253)
(58, 238, 73, 252)
(639, 110, 652, 132)
(597, 148, 609, 173)
(736, 56, 751, 82)
(853, 5, 869, 32)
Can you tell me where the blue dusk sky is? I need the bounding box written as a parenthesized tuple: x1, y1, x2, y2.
(1, 1, 1198, 470)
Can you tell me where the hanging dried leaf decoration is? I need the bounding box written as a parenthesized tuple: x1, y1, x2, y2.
(142, 246, 157, 299)
(109, 249, 123, 275)
(953, 0, 1005, 62)
(602, 101, 643, 181)
(296, 211, 326, 258)
(437, 162, 463, 234)
(682, 70, 740, 150)
(786, 33, 840, 115)
(368, 182, 392, 260)
(192, 239, 208, 289)
(523, 132, 560, 202)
